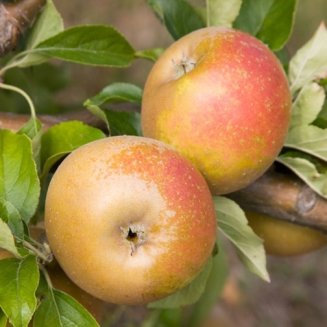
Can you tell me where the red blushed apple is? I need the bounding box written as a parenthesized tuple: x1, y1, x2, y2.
(44, 136, 217, 305)
(142, 27, 291, 194)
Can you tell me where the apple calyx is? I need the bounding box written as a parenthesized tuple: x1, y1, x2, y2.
(173, 55, 197, 79)
(120, 224, 146, 256)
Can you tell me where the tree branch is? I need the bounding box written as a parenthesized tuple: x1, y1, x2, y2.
(0, 110, 105, 131)
(0, 0, 46, 56)
(229, 168, 327, 233)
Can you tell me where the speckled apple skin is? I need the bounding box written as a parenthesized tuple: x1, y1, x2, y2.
(44, 136, 217, 305)
(142, 27, 291, 194)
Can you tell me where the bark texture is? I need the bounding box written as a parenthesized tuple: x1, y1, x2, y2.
(230, 169, 327, 233)
(0, 0, 46, 56)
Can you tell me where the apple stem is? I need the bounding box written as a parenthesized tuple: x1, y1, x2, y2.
(0, 82, 37, 121)
(40, 265, 54, 289)
(22, 239, 53, 263)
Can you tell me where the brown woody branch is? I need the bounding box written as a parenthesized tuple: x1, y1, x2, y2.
(1, 111, 327, 234)
(0, 0, 46, 56)
(229, 169, 327, 234)
(0, 110, 106, 131)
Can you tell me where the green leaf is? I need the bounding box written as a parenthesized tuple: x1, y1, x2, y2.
(277, 153, 327, 198)
(147, 0, 205, 40)
(0, 256, 39, 327)
(234, 0, 297, 51)
(85, 105, 141, 136)
(0, 200, 24, 238)
(289, 23, 327, 94)
(214, 196, 270, 282)
(0, 130, 40, 225)
(33, 289, 99, 327)
(27, 0, 64, 49)
(148, 257, 213, 309)
(0, 220, 20, 258)
(18, 117, 43, 140)
(84, 104, 110, 131)
(256, 0, 297, 51)
(188, 244, 229, 327)
(33, 25, 135, 67)
(40, 121, 105, 177)
(141, 309, 182, 327)
(314, 100, 327, 128)
(84, 82, 142, 107)
(290, 82, 325, 128)
(105, 110, 141, 136)
(84, 83, 142, 135)
(234, 0, 274, 35)
(135, 48, 165, 62)
(0, 311, 6, 327)
(157, 309, 182, 327)
(285, 125, 327, 161)
(17, 0, 64, 68)
(207, 0, 242, 27)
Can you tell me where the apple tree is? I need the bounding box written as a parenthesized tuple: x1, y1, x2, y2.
(0, 0, 326, 326)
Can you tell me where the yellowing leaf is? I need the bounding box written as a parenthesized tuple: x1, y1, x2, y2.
(290, 82, 325, 127)
(289, 23, 327, 94)
(277, 155, 327, 198)
(207, 0, 242, 27)
(0, 220, 20, 258)
(214, 197, 270, 282)
(285, 125, 327, 161)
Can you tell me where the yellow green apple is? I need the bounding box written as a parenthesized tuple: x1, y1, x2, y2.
(246, 211, 327, 256)
(44, 136, 217, 305)
(142, 27, 291, 194)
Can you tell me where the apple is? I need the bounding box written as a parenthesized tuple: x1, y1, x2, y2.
(246, 211, 327, 256)
(142, 26, 291, 194)
(44, 135, 217, 305)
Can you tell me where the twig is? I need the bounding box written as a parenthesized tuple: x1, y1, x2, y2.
(22, 239, 52, 263)
(0, 83, 37, 120)
(0, 0, 46, 56)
